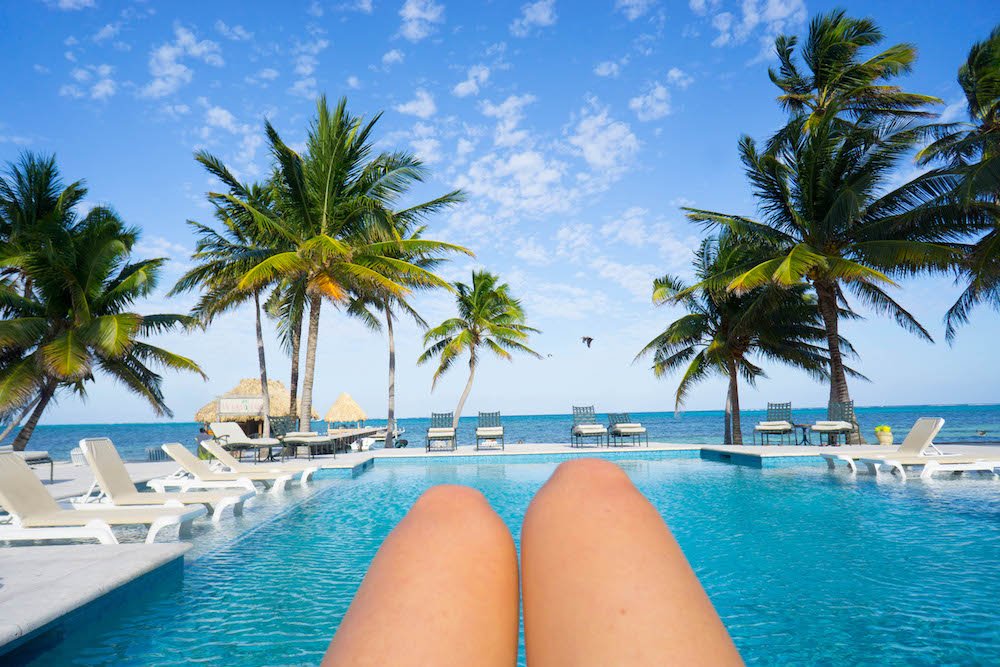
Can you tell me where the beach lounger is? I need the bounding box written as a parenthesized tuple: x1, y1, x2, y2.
(209, 421, 282, 461)
(860, 453, 1000, 481)
(153, 444, 294, 495)
(571, 406, 607, 447)
(811, 401, 860, 445)
(475, 412, 505, 450)
(753, 402, 794, 445)
(76, 438, 255, 523)
(426, 413, 457, 451)
(0, 454, 206, 545)
(0, 444, 54, 481)
(822, 417, 945, 474)
(608, 413, 648, 447)
(199, 439, 318, 486)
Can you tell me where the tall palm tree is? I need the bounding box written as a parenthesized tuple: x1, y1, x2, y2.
(768, 10, 940, 137)
(635, 236, 839, 445)
(685, 115, 978, 409)
(0, 209, 204, 450)
(418, 270, 541, 429)
(170, 153, 284, 436)
(917, 26, 1000, 339)
(229, 96, 470, 430)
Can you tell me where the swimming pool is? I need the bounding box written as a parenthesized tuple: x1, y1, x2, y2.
(19, 454, 1000, 665)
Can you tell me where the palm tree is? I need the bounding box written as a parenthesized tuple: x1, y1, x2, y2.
(228, 96, 470, 430)
(170, 153, 285, 436)
(685, 115, 977, 409)
(0, 208, 204, 450)
(917, 26, 1000, 339)
(768, 10, 940, 137)
(635, 236, 838, 445)
(418, 270, 541, 429)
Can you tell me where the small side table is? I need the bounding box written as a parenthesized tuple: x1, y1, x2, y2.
(793, 424, 812, 446)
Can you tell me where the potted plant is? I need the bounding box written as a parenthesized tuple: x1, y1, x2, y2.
(874, 425, 893, 446)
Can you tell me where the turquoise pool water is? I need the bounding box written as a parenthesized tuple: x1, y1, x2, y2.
(20, 454, 1000, 665)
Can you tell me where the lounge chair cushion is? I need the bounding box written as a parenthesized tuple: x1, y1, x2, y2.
(427, 428, 455, 437)
(476, 427, 504, 437)
(0, 445, 51, 462)
(811, 421, 853, 432)
(613, 424, 646, 434)
(754, 421, 792, 433)
(573, 424, 607, 435)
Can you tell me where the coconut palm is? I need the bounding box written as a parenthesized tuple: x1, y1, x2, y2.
(170, 153, 287, 436)
(685, 113, 982, 410)
(635, 235, 839, 445)
(228, 96, 471, 430)
(768, 10, 940, 137)
(917, 26, 1000, 339)
(418, 270, 541, 429)
(0, 208, 203, 450)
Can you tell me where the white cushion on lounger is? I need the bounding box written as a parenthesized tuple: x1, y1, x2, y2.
(812, 421, 853, 432)
(476, 427, 504, 437)
(613, 424, 646, 433)
(754, 420, 793, 432)
(0, 445, 50, 461)
(427, 428, 455, 437)
(573, 424, 607, 434)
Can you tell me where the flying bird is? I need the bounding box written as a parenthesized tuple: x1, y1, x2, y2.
(581, 336, 594, 348)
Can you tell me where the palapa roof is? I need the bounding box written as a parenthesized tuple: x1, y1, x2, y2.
(325, 392, 367, 423)
(194, 378, 318, 423)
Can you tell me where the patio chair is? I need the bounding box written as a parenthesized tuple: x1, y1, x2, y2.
(753, 402, 794, 445)
(571, 406, 607, 447)
(811, 401, 860, 445)
(475, 412, 505, 450)
(209, 421, 282, 461)
(0, 453, 206, 545)
(75, 438, 254, 523)
(821, 417, 945, 474)
(199, 440, 319, 486)
(153, 443, 293, 495)
(608, 413, 648, 447)
(0, 444, 54, 481)
(426, 413, 457, 451)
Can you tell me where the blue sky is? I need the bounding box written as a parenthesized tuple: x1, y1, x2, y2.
(3, 0, 999, 425)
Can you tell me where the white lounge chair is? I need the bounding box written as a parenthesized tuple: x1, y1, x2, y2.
(153, 443, 293, 495)
(0, 444, 54, 481)
(0, 454, 206, 545)
(861, 453, 1000, 481)
(199, 439, 318, 486)
(426, 412, 457, 451)
(822, 417, 945, 474)
(753, 402, 794, 445)
(811, 401, 860, 445)
(608, 413, 648, 447)
(76, 438, 255, 523)
(209, 421, 282, 461)
(571, 406, 607, 447)
(475, 412, 504, 450)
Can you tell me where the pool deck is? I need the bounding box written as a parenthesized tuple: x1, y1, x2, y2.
(7, 438, 1000, 658)
(0, 543, 189, 656)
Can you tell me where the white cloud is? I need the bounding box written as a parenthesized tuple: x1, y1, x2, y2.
(258, 68, 279, 80)
(594, 258, 660, 300)
(706, 0, 806, 51)
(666, 67, 693, 88)
(289, 37, 329, 98)
(215, 21, 253, 41)
(510, 0, 557, 37)
(481, 94, 535, 147)
(456, 137, 476, 161)
(524, 282, 610, 320)
(382, 49, 405, 67)
(395, 89, 437, 118)
(616, 0, 656, 20)
(205, 105, 239, 132)
(289, 77, 319, 98)
(939, 98, 967, 124)
(555, 224, 595, 257)
(453, 65, 490, 97)
(93, 23, 120, 42)
(90, 77, 116, 100)
(33, 64, 50, 74)
(594, 61, 621, 77)
(399, 0, 445, 42)
(629, 82, 671, 121)
(308, 1, 325, 16)
(346, 75, 361, 89)
(514, 237, 551, 265)
(601, 206, 649, 245)
(408, 122, 442, 164)
(59, 84, 83, 99)
(140, 26, 224, 98)
(162, 103, 190, 117)
(689, 0, 719, 15)
(568, 98, 640, 173)
(46, 0, 94, 9)
(600, 206, 701, 268)
(62, 63, 116, 100)
(343, 0, 374, 12)
(455, 150, 571, 217)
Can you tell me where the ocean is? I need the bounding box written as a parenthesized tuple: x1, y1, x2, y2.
(7, 403, 1000, 462)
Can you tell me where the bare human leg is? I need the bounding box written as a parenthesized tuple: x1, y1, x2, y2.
(322, 485, 519, 667)
(521, 458, 743, 666)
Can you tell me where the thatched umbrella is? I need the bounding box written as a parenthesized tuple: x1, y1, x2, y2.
(195, 378, 317, 425)
(325, 392, 367, 425)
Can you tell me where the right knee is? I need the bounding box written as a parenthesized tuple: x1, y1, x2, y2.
(549, 457, 632, 490)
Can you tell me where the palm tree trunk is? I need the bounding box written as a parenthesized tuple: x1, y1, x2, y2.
(11, 382, 56, 451)
(384, 303, 396, 449)
(727, 358, 743, 445)
(453, 353, 477, 430)
(723, 390, 733, 445)
(815, 280, 851, 405)
(0, 394, 42, 443)
(254, 291, 271, 438)
(288, 305, 302, 417)
(299, 294, 322, 432)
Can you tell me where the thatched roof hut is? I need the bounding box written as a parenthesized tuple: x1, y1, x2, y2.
(324, 392, 367, 423)
(194, 378, 317, 424)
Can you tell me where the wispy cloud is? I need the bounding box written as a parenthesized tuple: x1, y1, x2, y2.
(140, 26, 224, 98)
(399, 0, 445, 42)
(510, 0, 557, 37)
(395, 89, 437, 118)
